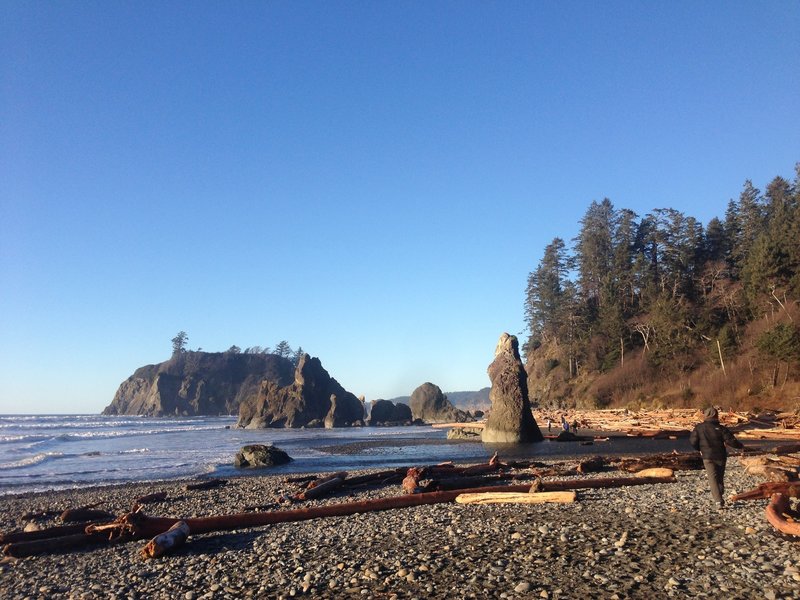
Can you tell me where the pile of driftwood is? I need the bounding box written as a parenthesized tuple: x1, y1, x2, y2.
(2, 452, 687, 561)
(5, 442, 798, 561)
(531, 408, 800, 440)
(732, 442, 800, 539)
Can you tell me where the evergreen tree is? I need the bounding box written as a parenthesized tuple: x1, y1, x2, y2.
(574, 198, 616, 310)
(171, 331, 188, 356)
(274, 340, 293, 359)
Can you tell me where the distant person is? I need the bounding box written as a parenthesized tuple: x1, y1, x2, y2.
(561, 416, 569, 432)
(689, 406, 744, 509)
(547, 418, 552, 433)
(572, 419, 579, 434)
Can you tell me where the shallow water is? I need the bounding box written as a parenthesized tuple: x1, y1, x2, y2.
(0, 414, 702, 495)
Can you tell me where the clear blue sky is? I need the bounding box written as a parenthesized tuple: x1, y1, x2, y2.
(1, 2, 798, 414)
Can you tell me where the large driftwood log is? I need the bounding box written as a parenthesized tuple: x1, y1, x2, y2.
(765, 494, 800, 537)
(140, 521, 191, 559)
(60, 507, 114, 523)
(2, 533, 105, 558)
(298, 472, 348, 500)
(455, 491, 576, 505)
(0, 522, 102, 544)
(185, 479, 227, 491)
(731, 482, 800, 501)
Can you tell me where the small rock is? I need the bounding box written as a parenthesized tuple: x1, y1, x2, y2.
(514, 582, 531, 593)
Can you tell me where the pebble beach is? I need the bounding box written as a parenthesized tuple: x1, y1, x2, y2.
(2, 456, 799, 600)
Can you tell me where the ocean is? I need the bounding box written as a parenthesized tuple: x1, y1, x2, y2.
(0, 414, 696, 496)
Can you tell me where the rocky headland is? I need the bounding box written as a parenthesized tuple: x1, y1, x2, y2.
(103, 351, 295, 417)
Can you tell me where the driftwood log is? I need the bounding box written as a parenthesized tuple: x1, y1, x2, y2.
(3, 533, 106, 558)
(297, 472, 348, 500)
(731, 482, 800, 501)
(140, 521, 191, 559)
(455, 491, 576, 505)
(81, 475, 675, 544)
(185, 479, 227, 491)
(765, 494, 800, 537)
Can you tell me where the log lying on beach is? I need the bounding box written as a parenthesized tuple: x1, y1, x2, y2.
(60, 506, 114, 523)
(135, 491, 168, 505)
(0, 521, 103, 544)
(740, 456, 799, 482)
(185, 479, 227, 491)
(298, 472, 348, 500)
(140, 521, 191, 559)
(635, 468, 675, 478)
(610, 452, 703, 472)
(455, 491, 576, 505)
(765, 494, 800, 538)
(731, 482, 800, 501)
(3, 533, 105, 559)
(84, 475, 676, 543)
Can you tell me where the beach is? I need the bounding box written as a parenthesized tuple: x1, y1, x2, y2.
(2, 457, 798, 599)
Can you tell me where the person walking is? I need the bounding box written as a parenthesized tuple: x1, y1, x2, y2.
(689, 406, 744, 508)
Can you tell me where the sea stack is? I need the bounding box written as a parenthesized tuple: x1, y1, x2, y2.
(481, 332, 543, 443)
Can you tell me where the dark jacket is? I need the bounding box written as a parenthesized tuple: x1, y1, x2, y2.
(689, 418, 743, 461)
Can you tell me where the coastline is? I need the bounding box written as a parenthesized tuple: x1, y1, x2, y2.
(2, 457, 798, 599)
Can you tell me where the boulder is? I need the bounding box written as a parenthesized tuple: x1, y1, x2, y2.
(481, 333, 543, 443)
(237, 354, 364, 428)
(446, 426, 483, 440)
(368, 400, 413, 425)
(409, 382, 470, 423)
(234, 444, 292, 468)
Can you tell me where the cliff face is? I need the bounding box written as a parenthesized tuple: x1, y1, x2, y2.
(237, 354, 364, 428)
(103, 352, 295, 416)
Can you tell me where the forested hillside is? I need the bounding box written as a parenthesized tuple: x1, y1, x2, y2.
(524, 164, 800, 411)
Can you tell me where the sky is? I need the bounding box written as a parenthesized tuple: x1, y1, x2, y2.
(1, 2, 799, 414)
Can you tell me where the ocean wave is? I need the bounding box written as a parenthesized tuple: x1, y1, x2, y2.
(53, 425, 226, 442)
(0, 452, 65, 470)
(0, 434, 51, 445)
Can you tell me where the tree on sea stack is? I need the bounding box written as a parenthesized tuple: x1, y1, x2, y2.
(482, 333, 543, 443)
(171, 331, 188, 356)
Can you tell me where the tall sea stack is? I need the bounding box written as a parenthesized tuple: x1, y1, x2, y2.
(481, 333, 543, 443)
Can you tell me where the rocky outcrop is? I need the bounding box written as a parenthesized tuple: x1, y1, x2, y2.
(409, 382, 470, 423)
(237, 354, 364, 428)
(234, 444, 292, 468)
(482, 333, 543, 443)
(368, 400, 413, 425)
(103, 352, 295, 416)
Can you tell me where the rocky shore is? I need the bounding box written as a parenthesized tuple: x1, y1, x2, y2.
(1, 460, 798, 600)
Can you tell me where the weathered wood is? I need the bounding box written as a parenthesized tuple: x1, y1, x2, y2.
(2, 533, 104, 558)
(0, 522, 102, 544)
(773, 443, 800, 455)
(298, 473, 348, 500)
(60, 508, 114, 523)
(731, 482, 800, 501)
(140, 521, 191, 559)
(185, 479, 227, 491)
(635, 468, 675, 478)
(135, 491, 167, 505)
(455, 491, 576, 505)
(86, 475, 676, 543)
(765, 494, 800, 537)
(610, 452, 703, 472)
(341, 470, 405, 487)
(576, 456, 607, 473)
